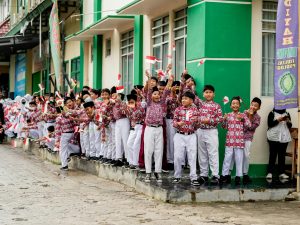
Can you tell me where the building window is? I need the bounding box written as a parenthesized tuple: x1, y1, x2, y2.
(174, 8, 187, 79)
(121, 30, 134, 94)
(106, 38, 111, 57)
(152, 15, 169, 74)
(71, 57, 80, 92)
(262, 0, 277, 96)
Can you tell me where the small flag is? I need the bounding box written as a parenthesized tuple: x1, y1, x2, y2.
(117, 74, 122, 82)
(197, 59, 206, 66)
(116, 86, 124, 94)
(38, 83, 45, 91)
(145, 56, 161, 64)
(172, 43, 176, 51)
(223, 96, 229, 105)
(156, 69, 166, 77)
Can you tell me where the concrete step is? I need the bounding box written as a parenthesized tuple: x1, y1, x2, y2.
(9, 138, 297, 203)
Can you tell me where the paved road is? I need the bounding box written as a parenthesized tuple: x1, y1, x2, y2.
(0, 145, 300, 225)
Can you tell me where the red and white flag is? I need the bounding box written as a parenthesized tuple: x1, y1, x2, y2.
(145, 56, 161, 64)
(223, 96, 229, 105)
(116, 86, 124, 94)
(197, 59, 206, 66)
(156, 69, 166, 77)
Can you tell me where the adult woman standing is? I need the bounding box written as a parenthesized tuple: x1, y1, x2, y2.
(266, 108, 292, 179)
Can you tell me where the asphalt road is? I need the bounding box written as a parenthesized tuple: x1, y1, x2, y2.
(0, 144, 300, 225)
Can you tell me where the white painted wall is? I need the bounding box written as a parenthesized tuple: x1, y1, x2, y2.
(251, 0, 298, 164)
(83, 0, 94, 28)
(102, 0, 133, 17)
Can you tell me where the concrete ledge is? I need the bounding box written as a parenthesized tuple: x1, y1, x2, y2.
(10, 139, 297, 203)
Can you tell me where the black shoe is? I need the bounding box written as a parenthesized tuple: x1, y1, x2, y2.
(154, 173, 162, 183)
(191, 180, 200, 186)
(60, 166, 68, 171)
(67, 157, 71, 162)
(104, 159, 112, 165)
(172, 178, 181, 184)
(101, 158, 108, 163)
(235, 176, 241, 185)
(210, 176, 219, 185)
(221, 175, 231, 184)
(112, 160, 124, 167)
(129, 165, 137, 170)
(198, 176, 208, 185)
(243, 174, 252, 184)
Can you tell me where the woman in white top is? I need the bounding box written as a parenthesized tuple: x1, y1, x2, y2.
(266, 108, 292, 179)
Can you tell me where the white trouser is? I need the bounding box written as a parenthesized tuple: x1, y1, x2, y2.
(109, 122, 116, 160)
(94, 124, 102, 157)
(37, 121, 44, 138)
(59, 133, 80, 167)
(127, 124, 143, 166)
(46, 138, 55, 150)
(115, 118, 130, 160)
(166, 119, 176, 163)
(174, 133, 197, 180)
(29, 129, 40, 139)
(43, 122, 55, 137)
(222, 147, 244, 177)
(144, 126, 163, 173)
(89, 122, 96, 157)
(101, 126, 111, 159)
(228, 141, 252, 174)
(243, 141, 252, 174)
(81, 126, 89, 155)
(197, 128, 219, 177)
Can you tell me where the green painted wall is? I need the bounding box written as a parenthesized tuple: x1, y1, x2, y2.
(32, 71, 41, 94)
(93, 35, 103, 89)
(186, 0, 253, 175)
(93, 0, 102, 89)
(134, 15, 143, 85)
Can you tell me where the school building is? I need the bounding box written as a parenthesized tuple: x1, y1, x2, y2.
(0, 0, 298, 177)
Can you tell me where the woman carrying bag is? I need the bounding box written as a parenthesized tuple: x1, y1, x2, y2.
(266, 108, 292, 180)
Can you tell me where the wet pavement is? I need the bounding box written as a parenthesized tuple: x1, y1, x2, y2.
(1, 144, 300, 225)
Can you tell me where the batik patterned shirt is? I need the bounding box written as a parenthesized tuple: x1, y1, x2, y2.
(145, 88, 170, 126)
(125, 103, 146, 128)
(173, 105, 199, 133)
(243, 110, 261, 141)
(222, 112, 251, 148)
(166, 95, 179, 119)
(198, 101, 223, 129)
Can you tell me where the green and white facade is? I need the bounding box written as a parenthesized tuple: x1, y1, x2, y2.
(3, 0, 298, 177)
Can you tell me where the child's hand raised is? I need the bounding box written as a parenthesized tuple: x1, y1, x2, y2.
(223, 114, 228, 120)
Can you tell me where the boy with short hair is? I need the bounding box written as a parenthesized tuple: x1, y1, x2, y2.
(144, 76, 173, 183)
(242, 97, 261, 183)
(197, 85, 223, 185)
(173, 91, 200, 186)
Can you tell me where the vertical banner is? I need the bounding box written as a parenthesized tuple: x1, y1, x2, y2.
(14, 54, 26, 98)
(274, 0, 298, 109)
(49, 0, 62, 90)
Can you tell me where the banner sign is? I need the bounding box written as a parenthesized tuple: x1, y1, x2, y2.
(49, 0, 62, 89)
(274, 0, 298, 109)
(14, 54, 26, 98)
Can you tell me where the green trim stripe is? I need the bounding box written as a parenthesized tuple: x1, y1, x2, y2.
(133, 15, 143, 85)
(80, 0, 84, 89)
